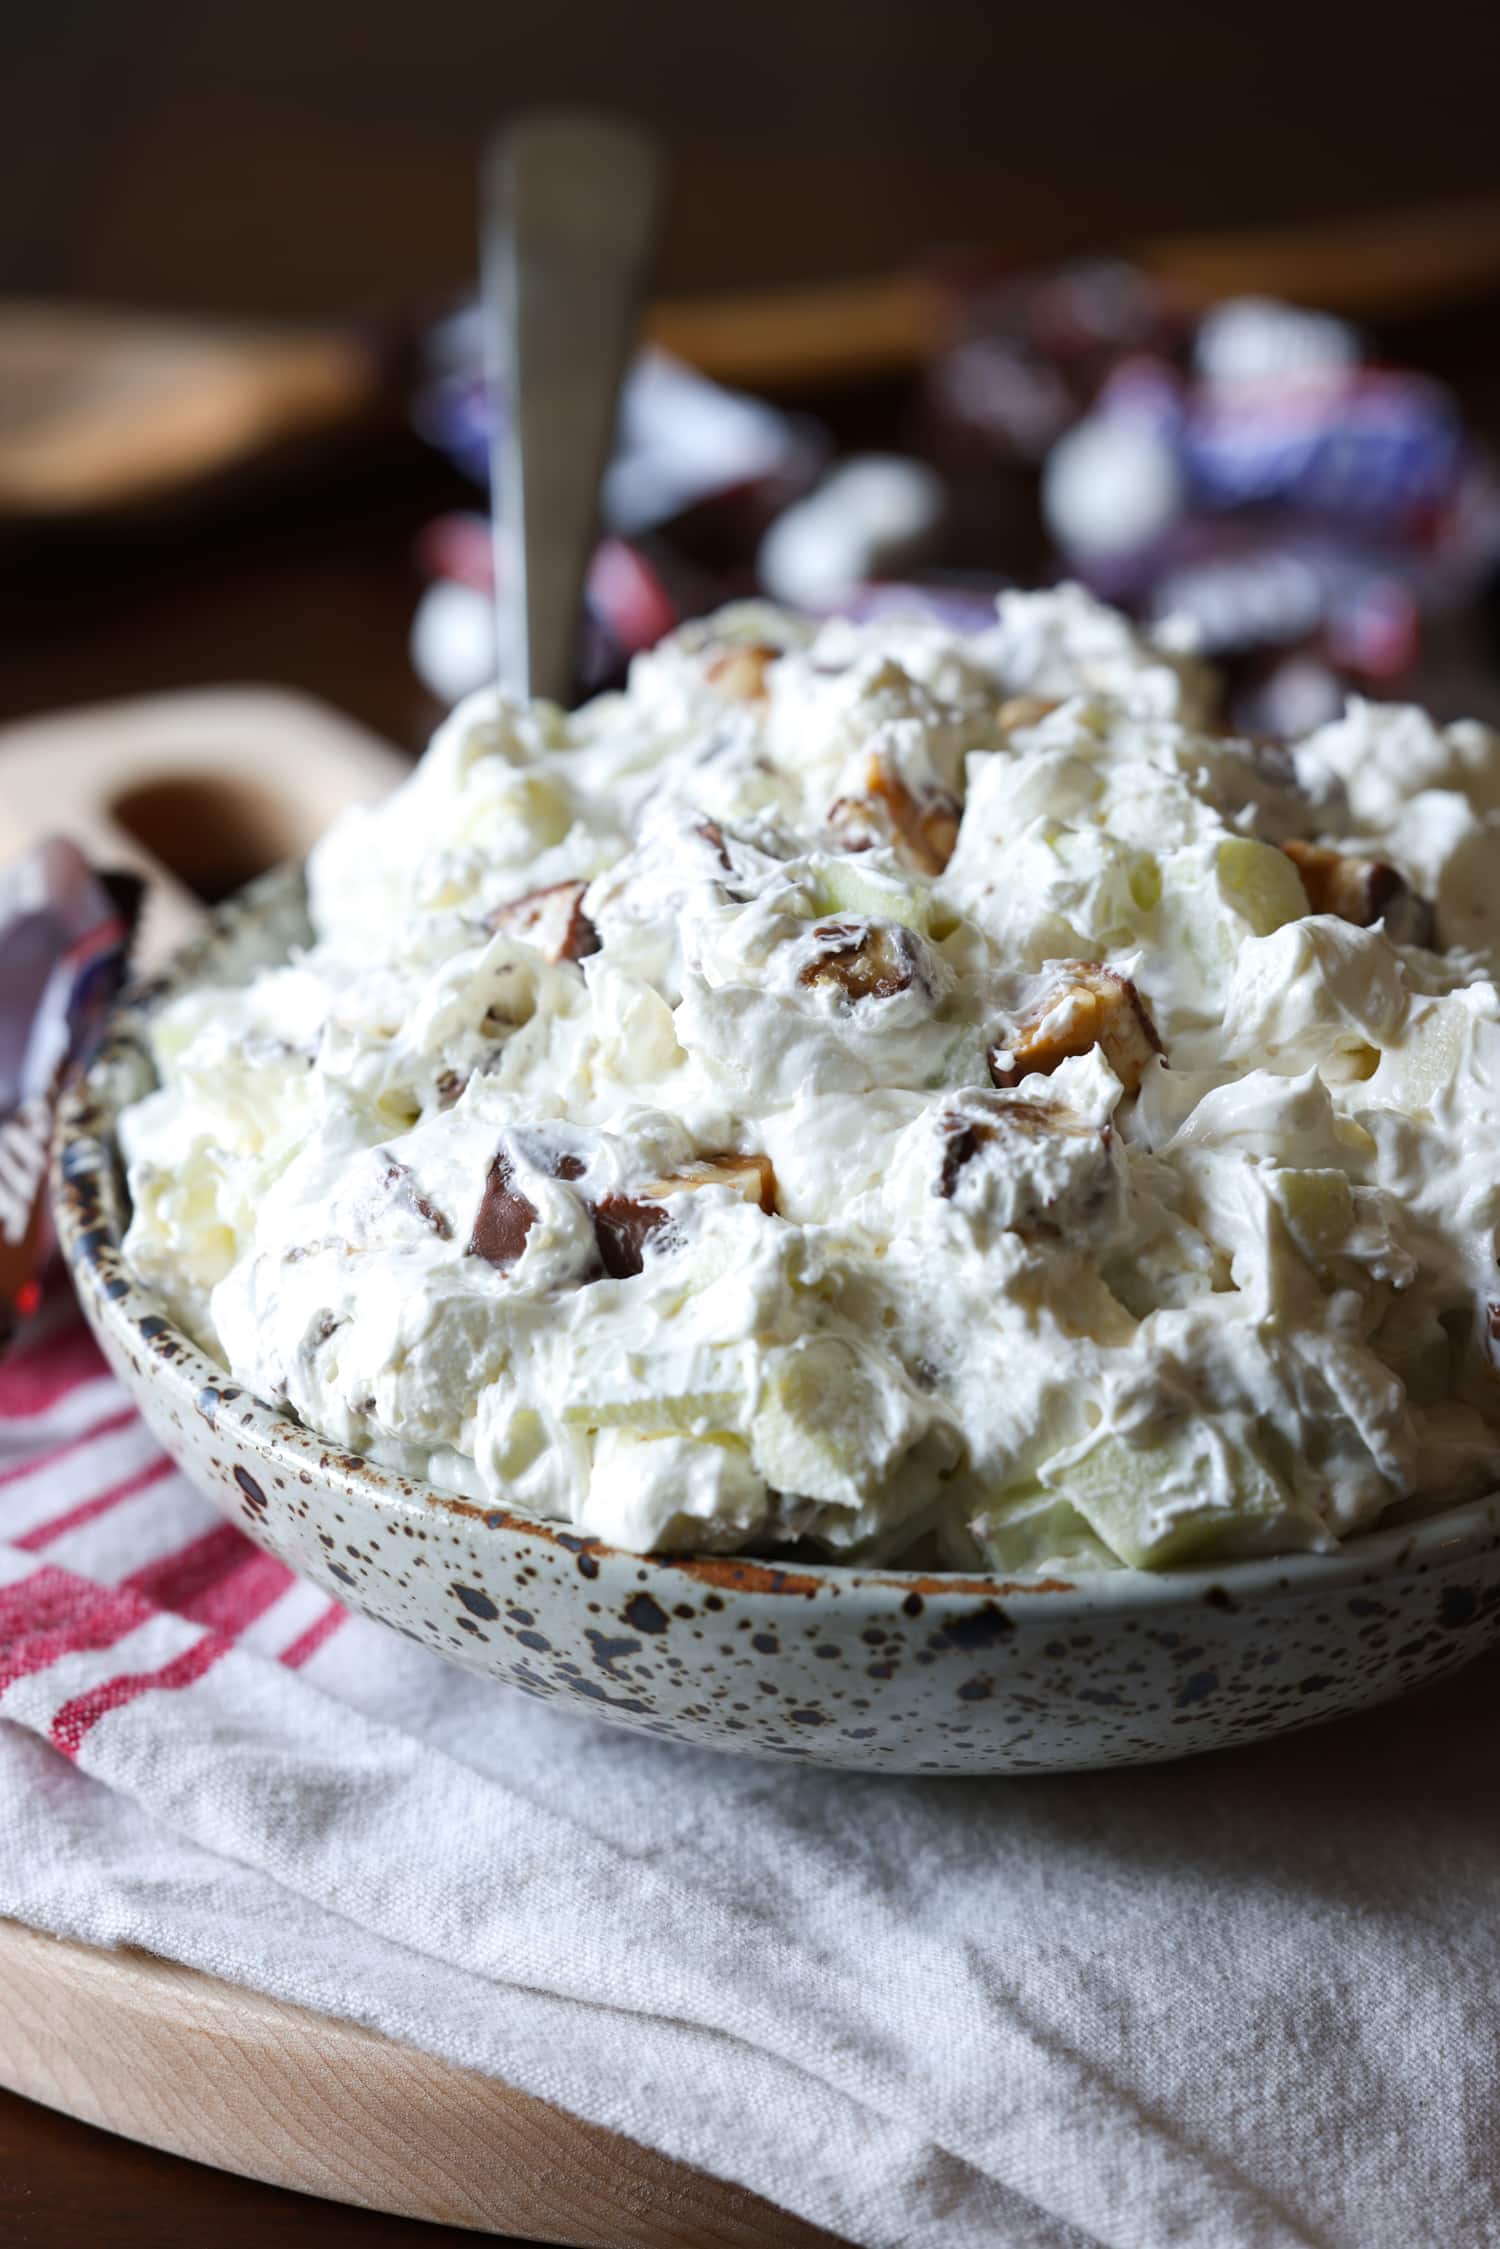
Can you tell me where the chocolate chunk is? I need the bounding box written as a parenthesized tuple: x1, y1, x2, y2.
(937, 1120, 984, 1199)
(468, 1153, 538, 1271)
(592, 1194, 669, 1279)
(552, 1152, 587, 1182)
(934, 1099, 1112, 1241)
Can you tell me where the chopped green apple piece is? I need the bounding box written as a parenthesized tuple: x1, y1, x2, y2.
(1216, 836, 1309, 937)
(971, 1482, 1114, 1574)
(1038, 1424, 1297, 1569)
(751, 1336, 888, 1508)
(563, 1390, 741, 1434)
(1047, 827, 1162, 928)
(1129, 856, 1163, 913)
(1268, 1167, 1355, 1266)
(1365, 996, 1468, 1117)
(810, 856, 930, 934)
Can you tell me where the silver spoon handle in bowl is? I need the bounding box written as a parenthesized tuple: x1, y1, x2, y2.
(483, 112, 667, 706)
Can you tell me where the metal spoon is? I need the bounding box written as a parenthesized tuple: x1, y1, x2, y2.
(482, 111, 667, 705)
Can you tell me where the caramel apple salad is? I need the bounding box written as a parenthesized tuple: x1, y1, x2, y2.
(120, 590, 1500, 1573)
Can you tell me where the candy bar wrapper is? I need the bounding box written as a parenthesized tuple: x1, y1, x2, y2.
(0, 838, 143, 1349)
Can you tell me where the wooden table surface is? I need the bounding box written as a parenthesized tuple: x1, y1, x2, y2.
(0, 2083, 524, 2249)
(0, 444, 458, 752)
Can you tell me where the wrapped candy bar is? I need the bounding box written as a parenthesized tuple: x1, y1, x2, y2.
(1182, 366, 1467, 528)
(0, 839, 141, 1348)
(921, 265, 1500, 727)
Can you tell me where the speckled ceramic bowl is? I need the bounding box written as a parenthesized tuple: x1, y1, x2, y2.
(51, 866, 1500, 1773)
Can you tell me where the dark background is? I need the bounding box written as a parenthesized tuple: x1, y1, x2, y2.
(8, 0, 1500, 317)
(4, 0, 1500, 754)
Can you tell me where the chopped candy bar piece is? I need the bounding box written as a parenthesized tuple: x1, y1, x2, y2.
(869, 754, 961, 876)
(933, 1098, 1121, 1243)
(827, 752, 960, 875)
(467, 1153, 537, 1270)
(1281, 839, 1434, 945)
(990, 965, 1163, 1092)
(704, 642, 779, 701)
(936, 1100, 1096, 1201)
(798, 919, 925, 1005)
(378, 1155, 451, 1240)
(485, 881, 601, 962)
(591, 1194, 670, 1279)
(642, 1152, 778, 1215)
(996, 694, 1061, 732)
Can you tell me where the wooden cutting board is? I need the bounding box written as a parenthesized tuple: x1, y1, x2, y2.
(0, 689, 845, 2244)
(0, 1920, 843, 2246)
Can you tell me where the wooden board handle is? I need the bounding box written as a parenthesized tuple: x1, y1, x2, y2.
(0, 1920, 845, 2247)
(0, 688, 410, 969)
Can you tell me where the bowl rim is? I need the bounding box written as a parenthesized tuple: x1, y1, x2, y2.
(51, 863, 1500, 1620)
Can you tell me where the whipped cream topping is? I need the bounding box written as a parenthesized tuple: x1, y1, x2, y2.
(119, 588, 1500, 1572)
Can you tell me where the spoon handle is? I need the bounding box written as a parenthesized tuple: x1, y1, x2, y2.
(483, 113, 666, 706)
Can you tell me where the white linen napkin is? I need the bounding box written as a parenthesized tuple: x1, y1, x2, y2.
(3, 1298, 1497, 2249)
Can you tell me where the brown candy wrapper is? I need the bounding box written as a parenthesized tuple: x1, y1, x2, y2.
(0, 838, 143, 1350)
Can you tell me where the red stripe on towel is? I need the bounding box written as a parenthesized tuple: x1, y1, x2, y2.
(0, 1404, 137, 1490)
(13, 1452, 176, 1552)
(181, 1546, 297, 1635)
(124, 1523, 294, 1633)
(279, 1600, 348, 1670)
(0, 1326, 109, 1417)
(0, 1567, 154, 1695)
(50, 1633, 231, 1759)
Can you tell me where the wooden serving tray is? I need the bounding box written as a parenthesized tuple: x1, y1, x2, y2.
(0, 1921, 841, 2245)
